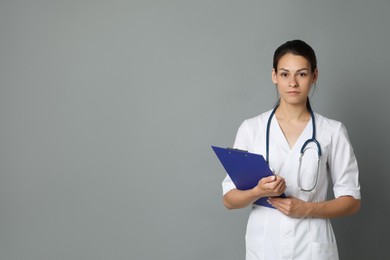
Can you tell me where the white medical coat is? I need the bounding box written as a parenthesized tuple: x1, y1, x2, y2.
(222, 110, 361, 260)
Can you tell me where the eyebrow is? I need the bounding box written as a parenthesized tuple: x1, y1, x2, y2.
(279, 68, 310, 72)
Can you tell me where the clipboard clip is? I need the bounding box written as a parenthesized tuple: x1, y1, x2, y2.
(226, 147, 248, 153)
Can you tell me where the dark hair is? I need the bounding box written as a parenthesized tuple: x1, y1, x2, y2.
(273, 40, 317, 72)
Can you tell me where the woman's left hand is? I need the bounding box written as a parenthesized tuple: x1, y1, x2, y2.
(267, 196, 311, 218)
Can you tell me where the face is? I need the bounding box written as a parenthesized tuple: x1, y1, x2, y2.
(272, 53, 318, 107)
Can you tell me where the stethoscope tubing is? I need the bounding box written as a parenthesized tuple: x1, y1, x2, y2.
(265, 104, 322, 192)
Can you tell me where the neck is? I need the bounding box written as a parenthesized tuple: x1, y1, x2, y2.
(275, 102, 310, 122)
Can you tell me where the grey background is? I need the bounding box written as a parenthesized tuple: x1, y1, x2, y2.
(1, 1, 389, 259)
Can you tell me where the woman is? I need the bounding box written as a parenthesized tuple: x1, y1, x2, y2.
(222, 40, 361, 260)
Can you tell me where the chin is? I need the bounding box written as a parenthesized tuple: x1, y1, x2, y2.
(281, 98, 307, 106)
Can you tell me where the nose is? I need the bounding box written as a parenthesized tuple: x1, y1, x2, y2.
(289, 77, 298, 87)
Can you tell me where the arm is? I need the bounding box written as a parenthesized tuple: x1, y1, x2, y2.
(223, 175, 286, 210)
(268, 122, 361, 218)
(268, 195, 361, 218)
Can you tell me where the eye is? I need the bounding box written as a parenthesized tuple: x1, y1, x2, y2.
(280, 72, 288, 77)
(299, 72, 307, 77)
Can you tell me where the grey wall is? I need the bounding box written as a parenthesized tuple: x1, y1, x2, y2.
(1, 1, 389, 259)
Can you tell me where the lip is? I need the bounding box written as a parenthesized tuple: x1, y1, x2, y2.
(286, 91, 300, 94)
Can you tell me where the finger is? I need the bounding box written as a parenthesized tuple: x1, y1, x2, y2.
(281, 182, 287, 193)
(267, 198, 287, 212)
(268, 197, 283, 204)
(265, 175, 276, 183)
(270, 197, 290, 206)
(260, 175, 276, 186)
(274, 179, 286, 193)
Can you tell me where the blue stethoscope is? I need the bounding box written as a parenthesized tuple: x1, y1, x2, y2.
(265, 104, 322, 192)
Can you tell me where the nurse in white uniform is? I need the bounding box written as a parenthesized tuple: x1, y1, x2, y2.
(222, 40, 361, 260)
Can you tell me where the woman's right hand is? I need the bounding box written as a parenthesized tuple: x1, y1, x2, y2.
(253, 175, 286, 197)
(223, 175, 287, 210)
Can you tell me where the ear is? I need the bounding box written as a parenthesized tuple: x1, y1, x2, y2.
(272, 69, 278, 84)
(312, 68, 318, 83)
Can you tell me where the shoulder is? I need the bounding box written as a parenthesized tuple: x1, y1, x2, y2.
(315, 112, 344, 133)
(239, 109, 273, 131)
(233, 109, 273, 150)
(314, 112, 356, 157)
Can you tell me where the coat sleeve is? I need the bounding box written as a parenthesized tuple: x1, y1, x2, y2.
(221, 120, 251, 195)
(328, 123, 361, 199)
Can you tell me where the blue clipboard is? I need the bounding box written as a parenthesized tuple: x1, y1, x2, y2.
(212, 146, 285, 208)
